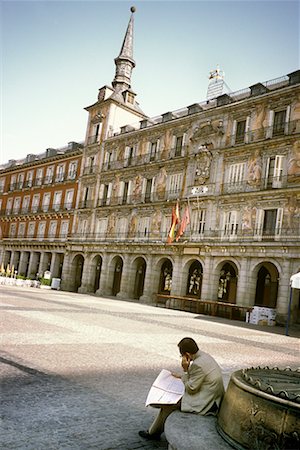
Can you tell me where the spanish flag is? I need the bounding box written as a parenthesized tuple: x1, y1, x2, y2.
(167, 201, 180, 243)
(176, 205, 191, 241)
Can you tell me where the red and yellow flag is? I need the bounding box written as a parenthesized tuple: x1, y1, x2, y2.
(167, 201, 180, 243)
(176, 206, 190, 241)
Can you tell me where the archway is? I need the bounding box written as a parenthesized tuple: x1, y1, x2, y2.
(159, 259, 173, 294)
(133, 257, 146, 299)
(217, 262, 237, 303)
(255, 263, 279, 308)
(72, 254, 84, 292)
(92, 255, 102, 293)
(112, 256, 123, 296)
(186, 260, 203, 298)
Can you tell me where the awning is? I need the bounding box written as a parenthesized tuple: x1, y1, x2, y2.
(290, 272, 300, 289)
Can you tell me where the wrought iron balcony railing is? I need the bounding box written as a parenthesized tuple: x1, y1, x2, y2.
(0, 203, 75, 217)
(69, 227, 299, 244)
(82, 165, 97, 176)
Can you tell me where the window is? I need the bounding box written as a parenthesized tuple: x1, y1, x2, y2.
(122, 182, 129, 204)
(174, 135, 186, 157)
(18, 223, 26, 237)
(64, 190, 74, 210)
(145, 178, 154, 202)
(53, 191, 62, 211)
(37, 222, 46, 238)
(149, 140, 159, 161)
(10, 175, 16, 191)
(126, 146, 134, 166)
(168, 173, 183, 197)
(6, 198, 13, 215)
(22, 196, 30, 213)
(27, 222, 35, 237)
(45, 166, 54, 184)
(25, 171, 34, 187)
(56, 164, 65, 182)
(0, 178, 5, 193)
(254, 208, 283, 240)
(192, 209, 206, 236)
(235, 120, 246, 144)
(96, 218, 107, 238)
(68, 161, 78, 179)
(36, 168, 44, 186)
(228, 163, 245, 185)
(222, 211, 238, 238)
(273, 110, 286, 136)
(13, 197, 21, 214)
(32, 194, 40, 212)
(9, 223, 17, 237)
(100, 184, 111, 206)
(266, 155, 284, 188)
(17, 173, 24, 189)
(49, 221, 57, 238)
(42, 193, 51, 212)
(60, 221, 69, 237)
(137, 217, 150, 238)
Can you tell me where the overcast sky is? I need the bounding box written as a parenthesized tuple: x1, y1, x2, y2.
(1, 0, 299, 164)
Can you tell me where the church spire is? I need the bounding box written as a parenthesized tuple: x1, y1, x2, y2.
(112, 6, 136, 94)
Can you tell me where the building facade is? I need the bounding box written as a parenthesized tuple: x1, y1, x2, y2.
(0, 142, 83, 280)
(1, 9, 299, 324)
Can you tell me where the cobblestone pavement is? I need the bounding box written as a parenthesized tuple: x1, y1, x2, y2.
(1, 286, 299, 450)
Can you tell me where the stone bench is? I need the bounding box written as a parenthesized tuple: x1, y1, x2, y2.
(164, 411, 232, 450)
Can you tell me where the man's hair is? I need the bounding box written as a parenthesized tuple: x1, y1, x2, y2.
(178, 337, 199, 355)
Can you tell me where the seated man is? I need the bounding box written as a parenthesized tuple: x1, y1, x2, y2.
(139, 337, 225, 440)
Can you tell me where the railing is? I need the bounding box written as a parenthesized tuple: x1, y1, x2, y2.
(87, 135, 99, 145)
(156, 294, 253, 321)
(77, 200, 94, 209)
(98, 188, 183, 207)
(82, 165, 97, 176)
(69, 227, 299, 244)
(0, 203, 75, 217)
(229, 119, 299, 146)
(221, 174, 300, 194)
(102, 146, 187, 172)
(5, 174, 78, 194)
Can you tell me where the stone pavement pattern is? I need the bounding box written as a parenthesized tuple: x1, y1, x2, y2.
(1, 286, 299, 450)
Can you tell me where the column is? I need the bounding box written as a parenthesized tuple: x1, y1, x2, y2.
(38, 252, 51, 277)
(140, 256, 154, 304)
(11, 251, 21, 274)
(117, 254, 131, 299)
(170, 255, 184, 296)
(276, 259, 291, 324)
(27, 252, 40, 279)
(96, 253, 110, 297)
(18, 251, 30, 277)
(200, 255, 217, 300)
(235, 257, 252, 307)
(60, 252, 73, 291)
(78, 254, 93, 293)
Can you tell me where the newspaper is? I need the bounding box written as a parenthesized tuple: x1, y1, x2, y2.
(145, 369, 184, 407)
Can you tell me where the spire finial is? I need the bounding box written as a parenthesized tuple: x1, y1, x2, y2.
(130, 6, 136, 13)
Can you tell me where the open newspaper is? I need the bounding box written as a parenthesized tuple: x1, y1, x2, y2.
(145, 369, 185, 408)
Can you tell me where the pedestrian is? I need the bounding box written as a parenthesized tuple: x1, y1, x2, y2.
(139, 337, 225, 441)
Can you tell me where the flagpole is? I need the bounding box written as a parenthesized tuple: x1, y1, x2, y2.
(187, 196, 192, 241)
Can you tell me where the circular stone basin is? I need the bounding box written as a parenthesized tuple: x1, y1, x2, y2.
(217, 367, 300, 450)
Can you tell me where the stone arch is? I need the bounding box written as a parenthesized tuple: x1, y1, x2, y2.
(157, 258, 173, 294)
(183, 259, 203, 298)
(254, 261, 279, 308)
(216, 260, 239, 303)
(70, 253, 85, 292)
(90, 254, 103, 293)
(131, 256, 147, 299)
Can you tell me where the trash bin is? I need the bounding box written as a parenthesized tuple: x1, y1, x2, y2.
(51, 278, 61, 290)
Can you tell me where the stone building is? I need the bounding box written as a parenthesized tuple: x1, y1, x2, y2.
(60, 9, 300, 324)
(0, 142, 83, 279)
(1, 8, 299, 324)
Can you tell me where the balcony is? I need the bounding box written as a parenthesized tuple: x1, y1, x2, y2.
(87, 135, 99, 145)
(229, 119, 299, 146)
(82, 165, 96, 176)
(69, 226, 299, 245)
(78, 200, 94, 209)
(97, 188, 183, 207)
(221, 174, 300, 195)
(0, 203, 75, 217)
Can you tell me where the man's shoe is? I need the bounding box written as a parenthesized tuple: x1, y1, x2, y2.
(138, 430, 160, 441)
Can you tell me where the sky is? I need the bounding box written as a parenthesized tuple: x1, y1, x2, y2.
(1, 0, 299, 164)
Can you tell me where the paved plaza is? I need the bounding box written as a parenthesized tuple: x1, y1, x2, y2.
(1, 286, 299, 450)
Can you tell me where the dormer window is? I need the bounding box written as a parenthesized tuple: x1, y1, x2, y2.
(127, 92, 135, 104)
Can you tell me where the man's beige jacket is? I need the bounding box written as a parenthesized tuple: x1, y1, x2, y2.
(181, 350, 225, 415)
